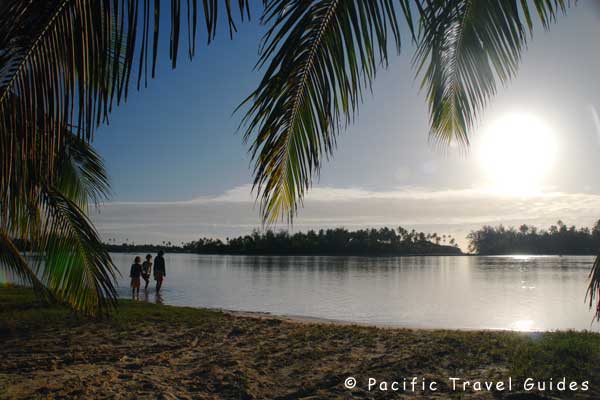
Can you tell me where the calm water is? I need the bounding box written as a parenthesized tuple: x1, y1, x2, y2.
(112, 253, 599, 332)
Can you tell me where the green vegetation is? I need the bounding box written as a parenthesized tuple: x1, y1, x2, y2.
(1, 287, 599, 398)
(510, 331, 600, 385)
(105, 227, 462, 256)
(468, 220, 600, 255)
(0, 132, 117, 315)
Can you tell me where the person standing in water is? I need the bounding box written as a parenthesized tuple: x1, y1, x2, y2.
(154, 250, 166, 292)
(130, 256, 142, 299)
(141, 254, 152, 290)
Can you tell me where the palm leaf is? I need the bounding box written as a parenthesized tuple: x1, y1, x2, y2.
(240, 0, 414, 224)
(57, 133, 111, 209)
(0, 125, 116, 314)
(414, 0, 600, 319)
(0, 232, 49, 298)
(0, 0, 250, 203)
(35, 187, 118, 315)
(413, 0, 570, 147)
(588, 255, 600, 321)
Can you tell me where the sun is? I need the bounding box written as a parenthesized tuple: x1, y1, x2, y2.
(478, 113, 557, 195)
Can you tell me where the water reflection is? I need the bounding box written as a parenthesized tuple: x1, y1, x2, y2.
(512, 319, 535, 331)
(107, 253, 597, 331)
(155, 291, 164, 305)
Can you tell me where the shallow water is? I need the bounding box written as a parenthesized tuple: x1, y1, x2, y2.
(111, 253, 599, 331)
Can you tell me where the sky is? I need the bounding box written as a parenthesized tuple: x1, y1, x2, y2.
(92, 2, 600, 251)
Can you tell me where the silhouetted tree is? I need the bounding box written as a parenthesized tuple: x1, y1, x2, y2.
(106, 227, 463, 256)
(468, 221, 600, 255)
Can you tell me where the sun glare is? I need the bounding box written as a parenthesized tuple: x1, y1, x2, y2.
(512, 319, 535, 332)
(478, 113, 557, 196)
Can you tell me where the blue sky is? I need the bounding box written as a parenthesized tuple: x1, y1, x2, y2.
(94, 13, 265, 201)
(93, 2, 600, 249)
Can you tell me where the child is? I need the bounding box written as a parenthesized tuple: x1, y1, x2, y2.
(130, 256, 142, 299)
(141, 254, 152, 290)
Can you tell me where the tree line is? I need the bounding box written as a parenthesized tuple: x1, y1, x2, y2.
(105, 220, 600, 256)
(467, 220, 600, 255)
(104, 227, 462, 256)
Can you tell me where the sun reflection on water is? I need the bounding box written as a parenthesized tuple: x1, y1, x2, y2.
(512, 319, 535, 331)
(509, 255, 533, 261)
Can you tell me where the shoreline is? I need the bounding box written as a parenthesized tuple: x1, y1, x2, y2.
(2, 287, 600, 399)
(218, 308, 560, 333)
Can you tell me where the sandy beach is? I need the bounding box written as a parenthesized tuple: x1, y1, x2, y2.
(1, 287, 599, 399)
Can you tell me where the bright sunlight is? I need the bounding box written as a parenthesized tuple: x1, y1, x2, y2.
(478, 113, 557, 195)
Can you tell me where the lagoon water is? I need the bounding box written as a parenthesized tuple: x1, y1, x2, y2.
(111, 253, 600, 332)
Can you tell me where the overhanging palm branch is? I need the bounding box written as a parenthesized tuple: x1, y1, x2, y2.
(0, 0, 250, 202)
(0, 233, 49, 297)
(38, 135, 116, 313)
(57, 134, 111, 209)
(0, 130, 117, 314)
(242, 0, 570, 224)
(413, 0, 569, 147)
(37, 187, 118, 314)
(587, 255, 600, 321)
(240, 0, 414, 224)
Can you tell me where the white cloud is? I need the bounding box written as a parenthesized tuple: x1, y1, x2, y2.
(92, 185, 600, 250)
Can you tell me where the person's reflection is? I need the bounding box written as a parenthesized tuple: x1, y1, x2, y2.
(155, 290, 164, 305)
(142, 288, 150, 303)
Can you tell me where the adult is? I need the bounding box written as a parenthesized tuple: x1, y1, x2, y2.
(129, 256, 142, 299)
(154, 250, 166, 292)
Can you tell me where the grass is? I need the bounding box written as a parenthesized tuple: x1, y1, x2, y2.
(0, 284, 222, 334)
(510, 331, 600, 383)
(1, 286, 599, 399)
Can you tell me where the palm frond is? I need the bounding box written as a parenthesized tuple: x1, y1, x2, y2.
(413, 0, 570, 147)
(587, 255, 600, 321)
(0, 232, 49, 298)
(0, 1, 250, 199)
(35, 188, 118, 315)
(0, 124, 116, 314)
(57, 133, 111, 209)
(240, 0, 413, 224)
